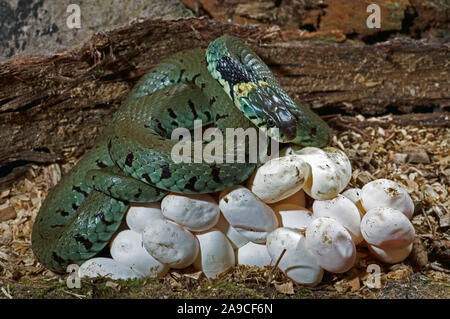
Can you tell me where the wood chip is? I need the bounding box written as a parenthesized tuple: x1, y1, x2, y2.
(348, 277, 361, 291)
(0, 206, 17, 222)
(274, 282, 294, 295)
(411, 237, 428, 268)
(406, 148, 430, 164)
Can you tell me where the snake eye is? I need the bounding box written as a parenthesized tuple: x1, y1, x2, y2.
(267, 119, 275, 127)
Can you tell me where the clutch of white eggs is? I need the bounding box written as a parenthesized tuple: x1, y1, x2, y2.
(79, 146, 416, 286)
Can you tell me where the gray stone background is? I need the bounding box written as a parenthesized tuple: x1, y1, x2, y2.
(0, 0, 192, 61)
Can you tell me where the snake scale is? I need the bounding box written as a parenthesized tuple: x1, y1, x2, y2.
(31, 36, 331, 273)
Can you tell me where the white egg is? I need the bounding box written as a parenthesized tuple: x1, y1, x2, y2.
(194, 229, 235, 278)
(214, 214, 249, 249)
(237, 242, 272, 267)
(305, 217, 356, 273)
(78, 257, 141, 280)
(360, 207, 415, 250)
(266, 227, 323, 286)
(368, 243, 413, 264)
(360, 179, 414, 219)
(248, 155, 309, 203)
(110, 230, 168, 277)
(161, 193, 220, 232)
(126, 203, 163, 234)
(142, 219, 199, 269)
(281, 146, 352, 200)
(219, 186, 278, 243)
(312, 195, 363, 244)
(271, 189, 306, 207)
(271, 203, 315, 232)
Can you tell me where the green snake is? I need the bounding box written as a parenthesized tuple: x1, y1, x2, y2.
(31, 36, 331, 273)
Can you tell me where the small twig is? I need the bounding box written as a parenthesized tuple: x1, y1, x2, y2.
(421, 208, 435, 236)
(266, 248, 286, 287)
(328, 115, 373, 142)
(427, 262, 450, 273)
(364, 141, 378, 164)
(62, 290, 86, 299)
(1, 286, 13, 299)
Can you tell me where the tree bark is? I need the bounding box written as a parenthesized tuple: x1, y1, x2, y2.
(0, 17, 448, 174)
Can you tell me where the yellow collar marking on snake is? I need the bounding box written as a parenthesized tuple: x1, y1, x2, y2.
(234, 80, 269, 104)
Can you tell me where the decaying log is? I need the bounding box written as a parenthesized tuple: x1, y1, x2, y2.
(0, 17, 448, 175)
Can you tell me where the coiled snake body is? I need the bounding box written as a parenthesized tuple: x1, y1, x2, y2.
(32, 36, 331, 273)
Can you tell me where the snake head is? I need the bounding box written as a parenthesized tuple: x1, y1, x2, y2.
(207, 35, 331, 147)
(238, 84, 298, 142)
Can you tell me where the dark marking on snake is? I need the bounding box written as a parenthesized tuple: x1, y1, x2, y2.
(216, 56, 252, 87)
(72, 186, 88, 197)
(72, 204, 79, 211)
(185, 176, 198, 192)
(134, 188, 142, 199)
(59, 210, 69, 217)
(191, 73, 201, 84)
(107, 182, 115, 195)
(142, 173, 152, 184)
(178, 69, 185, 83)
(168, 108, 177, 119)
(74, 234, 93, 250)
(211, 165, 222, 184)
(52, 252, 65, 264)
(95, 212, 114, 226)
(216, 113, 228, 121)
(125, 153, 134, 167)
(161, 164, 171, 179)
(209, 97, 216, 106)
(96, 160, 107, 168)
(204, 111, 212, 122)
(188, 99, 197, 119)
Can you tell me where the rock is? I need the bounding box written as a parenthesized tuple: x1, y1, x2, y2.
(360, 207, 415, 250)
(142, 219, 199, 269)
(266, 227, 323, 286)
(305, 217, 356, 273)
(161, 193, 220, 232)
(219, 186, 278, 243)
(110, 230, 168, 277)
(194, 229, 235, 278)
(312, 195, 363, 245)
(248, 155, 309, 203)
(78, 257, 141, 280)
(237, 242, 271, 268)
(126, 203, 163, 233)
(0, 0, 193, 61)
(360, 179, 414, 219)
